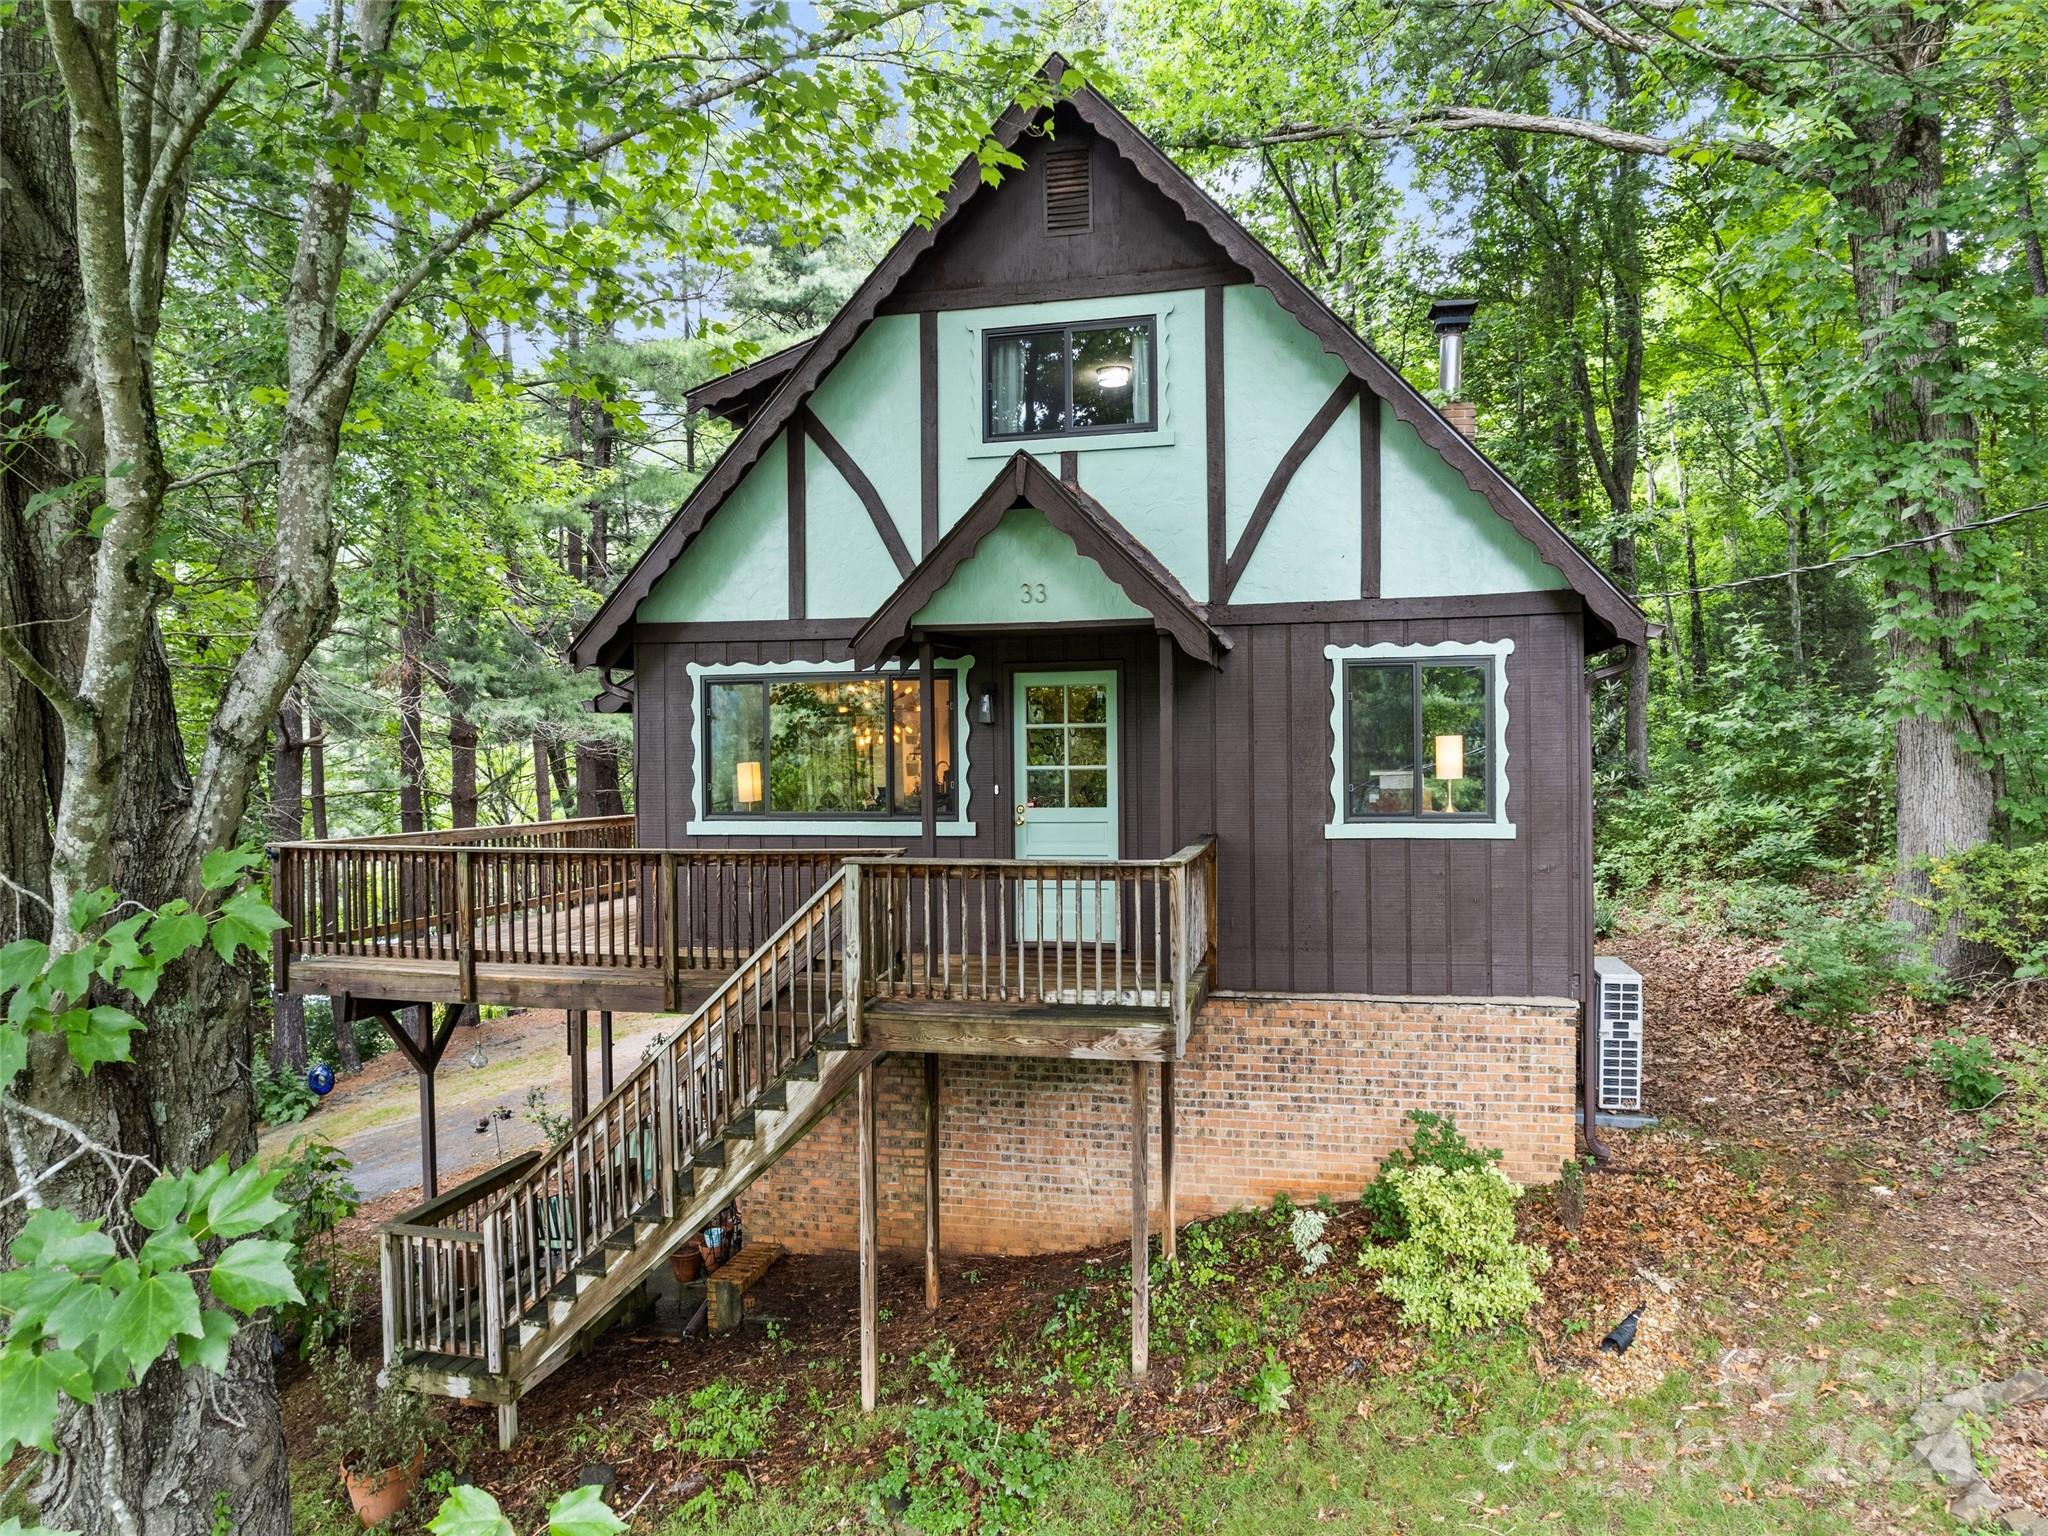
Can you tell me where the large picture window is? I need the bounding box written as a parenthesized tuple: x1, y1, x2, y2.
(1342, 658, 1494, 821)
(706, 674, 956, 819)
(984, 317, 1155, 440)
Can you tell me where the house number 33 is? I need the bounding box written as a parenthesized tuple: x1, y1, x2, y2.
(1018, 581, 1050, 604)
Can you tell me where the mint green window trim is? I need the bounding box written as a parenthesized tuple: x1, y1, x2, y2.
(685, 656, 977, 837)
(1322, 639, 1515, 841)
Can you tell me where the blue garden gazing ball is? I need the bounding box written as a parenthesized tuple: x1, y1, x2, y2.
(307, 1063, 335, 1096)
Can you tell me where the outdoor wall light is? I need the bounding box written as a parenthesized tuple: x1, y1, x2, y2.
(977, 685, 996, 725)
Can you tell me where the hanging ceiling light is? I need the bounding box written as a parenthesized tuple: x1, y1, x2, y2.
(1096, 362, 1132, 390)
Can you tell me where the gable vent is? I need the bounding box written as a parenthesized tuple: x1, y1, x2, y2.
(1044, 145, 1092, 236)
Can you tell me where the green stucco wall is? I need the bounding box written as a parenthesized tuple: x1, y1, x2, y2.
(1377, 403, 1567, 597)
(912, 505, 1148, 628)
(807, 313, 922, 559)
(637, 429, 790, 621)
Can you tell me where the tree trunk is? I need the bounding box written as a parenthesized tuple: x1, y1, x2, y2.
(533, 733, 553, 820)
(267, 696, 307, 1072)
(1836, 82, 1998, 967)
(398, 581, 430, 834)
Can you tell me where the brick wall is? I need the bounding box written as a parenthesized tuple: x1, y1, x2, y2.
(744, 991, 1579, 1256)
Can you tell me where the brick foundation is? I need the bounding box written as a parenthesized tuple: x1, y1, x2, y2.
(744, 991, 1579, 1256)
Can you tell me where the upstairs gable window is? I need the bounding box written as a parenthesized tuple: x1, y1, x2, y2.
(985, 317, 1155, 440)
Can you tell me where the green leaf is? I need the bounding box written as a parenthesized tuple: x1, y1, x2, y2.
(144, 904, 205, 961)
(199, 847, 265, 891)
(545, 1485, 625, 1536)
(0, 1346, 93, 1455)
(137, 1224, 201, 1272)
(66, 887, 117, 932)
(207, 1239, 302, 1312)
(131, 1170, 191, 1232)
(40, 1278, 117, 1354)
(43, 948, 93, 1005)
(106, 1273, 203, 1373)
(0, 1021, 26, 1090)
(175, 1308, 238, 1373)
(426, 1484, 515, 1536)
(197, 1160, 289, 1239)
(0, 938, 48, 993)
(61, 1005, 141, 1072)
(96, 913, 149, 979)
(11, 1209, 116, 1273)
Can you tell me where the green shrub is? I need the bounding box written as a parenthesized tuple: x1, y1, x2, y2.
(1927, 1035, 2007, 1112)
(874, 1350, 1054, 1535)
(1362, 1112, 1503, 1241)
(1359, 1165, 1549, 1335)
(1923, 842, 2048, 980)
(1239, 1348, 1294, 1415)
(272, 1139, 360, 1356)
(1716, 880, 1820, 940)
(255, 1049, 317, 1125)
(1745, 907, 1941, 1030)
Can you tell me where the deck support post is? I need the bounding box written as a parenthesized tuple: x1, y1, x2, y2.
(599, 1010, 615, 1097)
(362, 1000, 461, 1201)
(1130, 1060, 1149, 1386)
(857, 1061, 879, 1412)
(417, 1057, 438, 1201)
(1160, 1061, 1177, 1262)
(923, 1052, 941, 1312)
(568, 1009, 589, 1122)
(496, 1402, 518, 1452)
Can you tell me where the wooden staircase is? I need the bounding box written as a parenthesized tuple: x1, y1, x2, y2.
(376, 867, 876, 1445)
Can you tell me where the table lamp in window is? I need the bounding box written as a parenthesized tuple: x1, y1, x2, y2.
(1434, 733, 1463, 813)
(736, 759, 763, 810)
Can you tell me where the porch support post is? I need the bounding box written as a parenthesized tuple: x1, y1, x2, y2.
(1160, 1061, 1177, 1262)
(496, 1402, 518, 1452)
(923, 1052, 941, 1312)
(857, 1061, 879, 1411)
(599, 1010, 615, 1097)
(1130, 1060, 1150, 1385)
(416, 1021, 438, 1201)
(568, 1009, 589, 1122)
(1157, 633, 1176, 854)
(918, 640, 938, 855)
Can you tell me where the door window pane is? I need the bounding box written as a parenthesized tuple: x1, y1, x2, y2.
(1067, 684, 1107, 723)
(1346, 664, 1415, 817)
(1026, 728, 1064, 766)
(1421, 664, 1488, 814)
(1068, 769, 1109, 808)
(707, 682, 767, 813)
(1026, 769, 1064, 806)
(1026, 686, 1065, 725)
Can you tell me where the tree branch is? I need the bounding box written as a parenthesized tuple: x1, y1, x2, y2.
(330, 0, 931, 386)
(1191, 106, 1783, 168)
(0, 626, 88, 727)
(127, 0, 292, 330)
(165, 455, 277, 493)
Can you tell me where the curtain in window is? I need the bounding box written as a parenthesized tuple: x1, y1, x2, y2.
(990, 338, 1026, 436)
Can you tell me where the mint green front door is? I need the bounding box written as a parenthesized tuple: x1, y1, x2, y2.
(1014, 671, 1118, 942)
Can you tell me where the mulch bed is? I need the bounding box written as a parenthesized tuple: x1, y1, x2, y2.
(1987, 1400, 2048, 1519)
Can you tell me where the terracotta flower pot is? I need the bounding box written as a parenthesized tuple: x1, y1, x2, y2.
(341, 1442, 425, 1528)
(670, 1248, 703, 1284)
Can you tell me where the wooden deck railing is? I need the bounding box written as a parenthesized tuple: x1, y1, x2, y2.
(272, 827, 869, 1006)
(849, 840, 1216, 1045)
(378, 867, 856, 1369)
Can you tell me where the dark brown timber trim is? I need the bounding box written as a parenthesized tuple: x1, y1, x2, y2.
(637, 620, 860, 644)
(1157, 632, 1176, 852)
(877, 265, 1244, 315)
(1222, 376, 1361, 601)
(786, 428, 806, 619)
(920, 311, 941, 556)
(1059, 450, 1078, 482)
(1205, 285, 1226, 604)
(801, 406, 914, 577)
(1212, 590, 1581, 626)
(1360, 390, 1382, 599)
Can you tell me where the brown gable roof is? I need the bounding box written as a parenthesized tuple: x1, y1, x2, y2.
(570, 56, 1645, 671)
(684, 335, 816, 425)
(851, 452, 1228, 670)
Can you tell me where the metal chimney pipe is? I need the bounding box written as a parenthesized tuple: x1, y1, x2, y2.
(1428, 298, 1479, 396)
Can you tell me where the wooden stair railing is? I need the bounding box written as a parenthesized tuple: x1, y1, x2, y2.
(378, 864, 864, 1380)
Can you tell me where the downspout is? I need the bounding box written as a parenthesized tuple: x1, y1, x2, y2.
(1581, 652, 1629, 1169)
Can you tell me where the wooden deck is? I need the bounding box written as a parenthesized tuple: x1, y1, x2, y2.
(272, 821, 1217, 1059)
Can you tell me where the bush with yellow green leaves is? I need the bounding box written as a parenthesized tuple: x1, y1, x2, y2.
(1359, 1164, 1549, 1334)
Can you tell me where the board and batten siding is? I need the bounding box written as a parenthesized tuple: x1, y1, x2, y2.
(631, 601, 1589, 1002)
